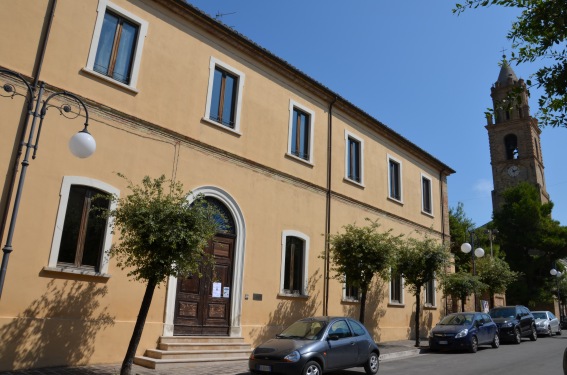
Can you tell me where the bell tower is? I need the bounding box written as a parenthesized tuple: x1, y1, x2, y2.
(486, 58, 549, 210)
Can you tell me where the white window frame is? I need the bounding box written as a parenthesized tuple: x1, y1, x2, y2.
(342, 277, 360, 302)
(344, 130, 364, 186)
(280, 230, 309, 296)
(46, 176, 119, 276)
(425, 278, 437, 307)
(287, 100, 315, 165)
(84, 0, 148, 92)
(204, 57, 245, 134)
(421, 173, 434, 216)
(387, 154, 403, 202)
(389, 270, 404, 305)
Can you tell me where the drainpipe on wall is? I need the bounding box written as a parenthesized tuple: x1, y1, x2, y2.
(323, 97, 337, 316)
(439, 168, 449, 314)
(0, 0, 57, 244)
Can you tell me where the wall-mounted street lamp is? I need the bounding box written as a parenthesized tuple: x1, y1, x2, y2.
(461, 231, 485, 311)
(550, 267, 563, 321)
(0, 68, 96, 298)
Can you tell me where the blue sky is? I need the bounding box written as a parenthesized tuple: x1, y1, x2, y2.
(187, 0, 567, 228)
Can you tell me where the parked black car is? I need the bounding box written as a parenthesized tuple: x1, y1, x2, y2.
(429, 312, 499, 353)
(249, 316, 380, 375)
(489, 305, 537, 344)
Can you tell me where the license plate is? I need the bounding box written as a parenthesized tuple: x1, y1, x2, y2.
(439, 340, 448, 345)
(257, 365, 272, 372)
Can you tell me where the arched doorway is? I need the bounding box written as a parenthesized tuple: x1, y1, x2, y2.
(163, 187, 246, 337)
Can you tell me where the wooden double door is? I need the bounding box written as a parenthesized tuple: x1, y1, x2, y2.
(173, 235, 235, 335)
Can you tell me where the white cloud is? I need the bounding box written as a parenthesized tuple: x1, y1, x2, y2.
(473, 178, 493, 194)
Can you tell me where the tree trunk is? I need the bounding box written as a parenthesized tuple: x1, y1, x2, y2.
(461, 294, 466, 312)
(120, 278, 157, 375)
(414, 290, 421, 347)
(359, 288, 367, 324)
(490, 291, 495, 309)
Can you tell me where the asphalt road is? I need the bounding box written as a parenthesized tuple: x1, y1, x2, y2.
(376, 334, 567, 375)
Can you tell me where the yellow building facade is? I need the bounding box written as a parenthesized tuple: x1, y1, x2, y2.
(0, 0, 454, 370)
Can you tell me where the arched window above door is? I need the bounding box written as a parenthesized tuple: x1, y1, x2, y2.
(204, 196, 236, 235)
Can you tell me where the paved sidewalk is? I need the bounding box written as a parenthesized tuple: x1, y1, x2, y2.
(0, 340, 429, 375)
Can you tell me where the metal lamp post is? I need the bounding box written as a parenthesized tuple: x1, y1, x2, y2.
(550, 268, 563, 322)
(461, 232, 485, 311)
(0, 68, 96, 299)
(485, 228, 498, 257)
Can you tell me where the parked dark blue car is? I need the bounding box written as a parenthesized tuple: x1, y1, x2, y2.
(429, 312, 500, 353)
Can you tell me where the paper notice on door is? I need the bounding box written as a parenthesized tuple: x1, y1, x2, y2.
(223, 287, 230, 298)
(212, 282, 222, 298)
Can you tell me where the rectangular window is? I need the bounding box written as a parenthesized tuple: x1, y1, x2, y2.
(422, 175, 432, 214)
(388, 157, 402, 201)
(390, 271, 403, 304)
(93, 11, 138, 84)
(85, 0, 148, 89)
(425, 279, 436, 306)
(347, 138, 361, 182)
(344, 280, 359, 302)
(291, 108, 310, 160)
(58, 186, 110, 271)
(210, 67, 238, 128)
(205, 58, 245, 132)
(284, 236, 305, 295)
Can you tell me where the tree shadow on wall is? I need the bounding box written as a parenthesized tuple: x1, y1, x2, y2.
(0, 280, 115, 370)
(345, 278, 387, 342)
(407, 301, 434, 342)
(248, 270, 322, 346)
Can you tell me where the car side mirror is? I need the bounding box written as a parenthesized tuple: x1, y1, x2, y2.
(476, 321, 484, 327)
(327, 334, 340, 341)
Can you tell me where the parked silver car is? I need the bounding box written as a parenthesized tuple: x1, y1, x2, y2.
(532, 310, 562, 336)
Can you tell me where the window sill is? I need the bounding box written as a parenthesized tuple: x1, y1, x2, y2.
(202, 117, 242, 136)
(42, 266, 111, 280)
(343, 177, 365, 189)
(424, 304, 437, 310)
(285, 153, 314, 167)
(421, 210, 434, 218)
(277, 292, 309, 300)
(341, 299, 360, 304)
(387, 196, 404, 205)
(81, 68, 139, 94)
(388, 302, 405, 308)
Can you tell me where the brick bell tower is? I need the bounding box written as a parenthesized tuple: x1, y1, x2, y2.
(486, 58, 550, 211)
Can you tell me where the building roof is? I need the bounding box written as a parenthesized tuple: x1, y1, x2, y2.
(497, 59, 518, 85)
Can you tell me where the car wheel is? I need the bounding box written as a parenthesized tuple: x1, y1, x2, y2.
(513, 327, 521, 344)
(364, 352, 379, 375)
(530, 324, 538, 341)
(557, 327, 562, 336)
(491, 332, 500, 348)
(302, 361, 321, 375)
(469, 336, 478, 353)
(547, 325, 553, 337)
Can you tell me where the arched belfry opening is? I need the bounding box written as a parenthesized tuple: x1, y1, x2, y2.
(504, 134, 519, 160)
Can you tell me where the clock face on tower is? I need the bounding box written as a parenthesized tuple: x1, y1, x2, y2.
(507, 165, 520, 177)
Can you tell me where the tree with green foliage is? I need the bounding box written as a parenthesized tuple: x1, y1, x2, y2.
(328, 219, 402, 324)
(396, 236, 450, 347)
(493, 182, 567, 307)
(441, 271, 486, 312)
(449, 203, 476, 272)
(454, 0, 567, 128)
(476, 256, 520, 308)
(104, 174, 220, 375)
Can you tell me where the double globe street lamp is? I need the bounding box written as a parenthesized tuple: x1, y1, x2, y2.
(461, 233, 485, 312)
(550, 267, 564, 322)
(0, 68, 96, 298)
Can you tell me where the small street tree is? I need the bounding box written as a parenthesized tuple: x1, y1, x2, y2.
(328, 219, 402, 324)
(441, 271, 486, 312)
(396, 236, 450, 347)
(104, 174, 220, 375)
(476, 256, 520, 309)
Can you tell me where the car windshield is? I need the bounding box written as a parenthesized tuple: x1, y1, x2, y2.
(438, 314, 474, 325)
(277, 319, 326, 340)
(490, 308, 515, 318)
(532, 312, 547, 319)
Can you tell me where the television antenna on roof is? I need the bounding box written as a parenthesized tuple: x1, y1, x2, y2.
(215, 11, 236, 20)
